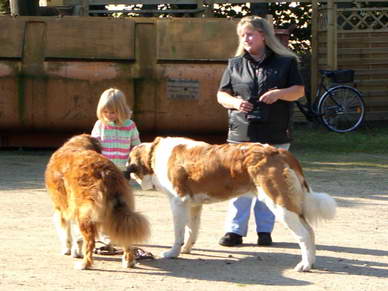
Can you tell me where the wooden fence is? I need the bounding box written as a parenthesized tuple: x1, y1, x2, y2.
(313, 1, 388, 120)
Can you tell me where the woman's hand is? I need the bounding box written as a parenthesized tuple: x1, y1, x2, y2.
(217, 90, 254, 112)
(259, 88, 280, 104)
(236, 99, 253, 113)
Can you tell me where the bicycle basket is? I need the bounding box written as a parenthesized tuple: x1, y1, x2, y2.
(330, 69, 354, 83)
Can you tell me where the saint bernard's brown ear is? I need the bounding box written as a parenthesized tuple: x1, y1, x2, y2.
(122, 169, 132, 180)
(126, 163, 138, 174)
(153, 136, 162, 145)
(123, 163, 138, 180)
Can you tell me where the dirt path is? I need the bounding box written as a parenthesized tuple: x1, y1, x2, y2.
(0, 150, 387, 291)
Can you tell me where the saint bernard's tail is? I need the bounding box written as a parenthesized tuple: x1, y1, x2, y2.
(303, 190, 337, 226)
(276, 148, 337, 226)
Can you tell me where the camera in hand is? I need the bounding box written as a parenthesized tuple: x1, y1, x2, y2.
(246, 100, 270, 122)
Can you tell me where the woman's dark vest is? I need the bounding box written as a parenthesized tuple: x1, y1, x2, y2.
(220, 51, 303, 144)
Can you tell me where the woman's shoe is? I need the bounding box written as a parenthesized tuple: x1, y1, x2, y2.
(257, 232, 272, 246)
(219, 232, 243, 246)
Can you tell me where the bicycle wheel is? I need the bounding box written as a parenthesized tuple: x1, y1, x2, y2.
(317, 86, 365, 133)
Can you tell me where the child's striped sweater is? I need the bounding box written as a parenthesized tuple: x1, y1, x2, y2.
(91, 119, 140, 170)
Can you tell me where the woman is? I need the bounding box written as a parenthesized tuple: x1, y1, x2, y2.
(217, 16, 305, 247)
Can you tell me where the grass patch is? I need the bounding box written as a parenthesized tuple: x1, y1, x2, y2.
(292, 123, 388, 154)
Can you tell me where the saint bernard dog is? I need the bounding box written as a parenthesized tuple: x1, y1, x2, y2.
(45, 134, 150, 270)
(127, 136, 336, 272)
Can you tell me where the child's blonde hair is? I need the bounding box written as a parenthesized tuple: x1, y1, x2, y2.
(235, 16, 299, 61)
(96, 88, 132, 126)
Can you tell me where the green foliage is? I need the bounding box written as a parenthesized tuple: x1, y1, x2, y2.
(0, 0, 10, 14)
(90, 2, 312, 54)
(212, 3, 250, 18)
(212, 2, 311, 54)
(268, 2, 311, 53)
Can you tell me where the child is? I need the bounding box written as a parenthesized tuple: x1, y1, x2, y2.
(91, 88, 141, 255)
(91, 88, 140, 171)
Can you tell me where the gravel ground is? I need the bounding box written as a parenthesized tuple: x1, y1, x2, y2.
(0, 150, 387, 291)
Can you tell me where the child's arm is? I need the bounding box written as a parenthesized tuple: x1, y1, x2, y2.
(130, 122, 141, 148)
(91, 120, 102, 139)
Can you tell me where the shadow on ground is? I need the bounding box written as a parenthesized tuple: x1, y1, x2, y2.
(88, 241, 388, 286)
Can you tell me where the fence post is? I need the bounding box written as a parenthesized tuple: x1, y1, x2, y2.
(327, 0, 337, 69)
(79, 0, 89, 16)
(311, 0, 318, 97)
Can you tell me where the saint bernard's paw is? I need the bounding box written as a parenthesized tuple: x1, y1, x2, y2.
(294, 261, 312, 272)
(161, 248, 180, 258)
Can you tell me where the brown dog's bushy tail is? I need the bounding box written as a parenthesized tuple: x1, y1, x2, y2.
(103, 204, 150, 246)
(98, 169, 150, 246)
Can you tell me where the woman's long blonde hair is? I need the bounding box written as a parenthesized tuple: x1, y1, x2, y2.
(235, 16, 299, 61)
(96, 88, 132, 126)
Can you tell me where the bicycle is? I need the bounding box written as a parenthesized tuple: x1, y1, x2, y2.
(295, 69, 366, 133)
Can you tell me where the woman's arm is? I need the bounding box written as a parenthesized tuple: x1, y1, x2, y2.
(217, 90, 253, 113)
(259, 85, 305, 104)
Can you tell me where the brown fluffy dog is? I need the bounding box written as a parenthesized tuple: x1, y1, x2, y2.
(45, 134, 150, 270)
